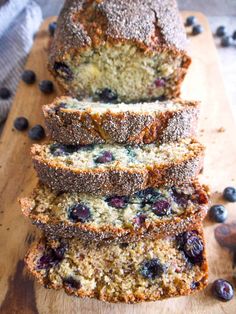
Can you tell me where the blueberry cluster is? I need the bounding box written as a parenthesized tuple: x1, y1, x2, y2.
(216, 26, 236, 47)
(185, 16, 203, 36)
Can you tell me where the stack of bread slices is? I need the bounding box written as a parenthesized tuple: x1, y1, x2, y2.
(20, 0, 209, 303)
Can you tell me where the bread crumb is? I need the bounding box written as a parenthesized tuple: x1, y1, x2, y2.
(217, 127, 225, 133)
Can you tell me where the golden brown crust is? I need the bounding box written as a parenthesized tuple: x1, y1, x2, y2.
(43, 97, 200, 145)
(20, 181, 209, 243)
(25, 230, 208, 303)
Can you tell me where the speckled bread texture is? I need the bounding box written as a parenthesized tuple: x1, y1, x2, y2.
(20, 181, 209, 242)
(43, 97, 199, 146)
(25, 228, 208, 303)
(31, 139, 205, 195)
(48, 0, 191, 102)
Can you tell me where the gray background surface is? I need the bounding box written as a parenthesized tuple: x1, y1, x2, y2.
(35, 0, 236, 119)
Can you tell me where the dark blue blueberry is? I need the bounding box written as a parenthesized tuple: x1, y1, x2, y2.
(50, 143, 80, 156)
(135, 188, 162, 205)
(37, 244, 67, 270)
(216, 26, 226, 37)
(105, 196, 129, 209)
(13, 117, 29, 131)
(171, 188, 189, 207)
(63, 276, 81, 290)
(177, 231, 203, 264)
(68, 203, 91, 223)
(28, 125, 45, 140)
(133, 214, 147, 226)
(39, 80, 54, 94)
(185, 16, 197, 26)
(221, 36, 231, 47)
(54, 62, 73, 81)
(94, 151, 114, 163)
(233, 31, 236, 40)
(0, 87, 11, 99)
(151, 200, 172, 216)
(209, 205, 228, 223)
(49, 21, 57, 36)
(21, 70, 36, 84)
(212, 279, 234, 301)
(190, 281, 200, 290)
(97, 88, 118, 103)
(223, 187, 236, 202)
(140, 258, 166, 280)
(192, 24, 203, 35)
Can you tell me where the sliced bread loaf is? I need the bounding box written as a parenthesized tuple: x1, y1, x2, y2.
(20, 181, 209, 242)
(25, 228, 208, 303)
(43, 97, 199, 145)
(31, 139, 205, 195)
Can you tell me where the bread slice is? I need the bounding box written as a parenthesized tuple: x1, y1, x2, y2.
(31, 138, 204, 195)
(43, 97, 199, 146)
(20, 181, 209, 242)
(25, 228, 208, 303)
(48, 0, 191, 103)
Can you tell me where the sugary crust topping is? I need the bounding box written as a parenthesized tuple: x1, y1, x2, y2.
(49, 0, 188, 63)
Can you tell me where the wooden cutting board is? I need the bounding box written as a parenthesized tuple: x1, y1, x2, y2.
(0, 12, 236, 314)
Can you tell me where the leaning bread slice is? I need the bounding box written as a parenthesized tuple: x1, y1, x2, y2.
(25, 228, 208, 303)
(31, 139, 204, 195)
(20, 181, 209, 242)
(43, 97, 199, 145)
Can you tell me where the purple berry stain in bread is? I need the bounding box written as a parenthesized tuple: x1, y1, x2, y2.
(68, 203, 91, 223)
(94, 151, 114, 163)
(105, 196, 129, 209)
(140, 258, 166, 280)
(151, 200, 172, 216)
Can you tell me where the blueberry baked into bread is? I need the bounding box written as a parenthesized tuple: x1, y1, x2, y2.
(20, 181, 209, 242)
(31, 139, 204, 195)
(43, 97, 199, 145)
(48, 0, 191, 102)
(25, 228, 208, 303)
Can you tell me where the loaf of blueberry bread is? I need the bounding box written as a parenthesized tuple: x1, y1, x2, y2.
(31, 139, 204, 195)
(43, 97, 199, 146)
(25, 228, 208, 303)
(20, 181, 209, 242)
(48, 0, 191, 102)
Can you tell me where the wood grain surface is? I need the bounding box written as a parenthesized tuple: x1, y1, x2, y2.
(0, 12, 236, 314)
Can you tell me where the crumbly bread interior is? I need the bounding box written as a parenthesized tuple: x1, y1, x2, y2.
(35, 138, 204, 170)
(54, 43, 188, 102)
(26, 230, 208, 302)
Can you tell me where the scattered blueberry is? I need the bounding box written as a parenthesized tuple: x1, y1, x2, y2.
(28, 125, 45, 140)
(133, 214, 147, 226)
(216, 26, 226, 37)
(221, 36, 231, 47)
(154, 78, 165, 88)
(192, 24, 203, 36)
(54, 62, 73, 81)
(223, 187, 236, 202)
(105, 196, 129, 209)
(21, 70, 36, 84)
(49, 21, 57, 36)
(177, 231, 203, 264)
(191, 281, 200, 290)
(209, 205, 228, 223)
(212, 279, 234, 301)
(232, 30, 236, 40)
(185, 16, 197, 27)
(171, 188, 188, 207)
(94, 151, 114, 163)
(151, 200, 172, 216)
(13, 117, 29, 131)
(50, 143, 80, 156)
(140, 258, 166, 280)
(39, 80, 54, 94)
(0, 87, 11, 100)
(68, 203, 91, 223)
(63, 277, 81, 290)
(97, 88, 118, 103)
